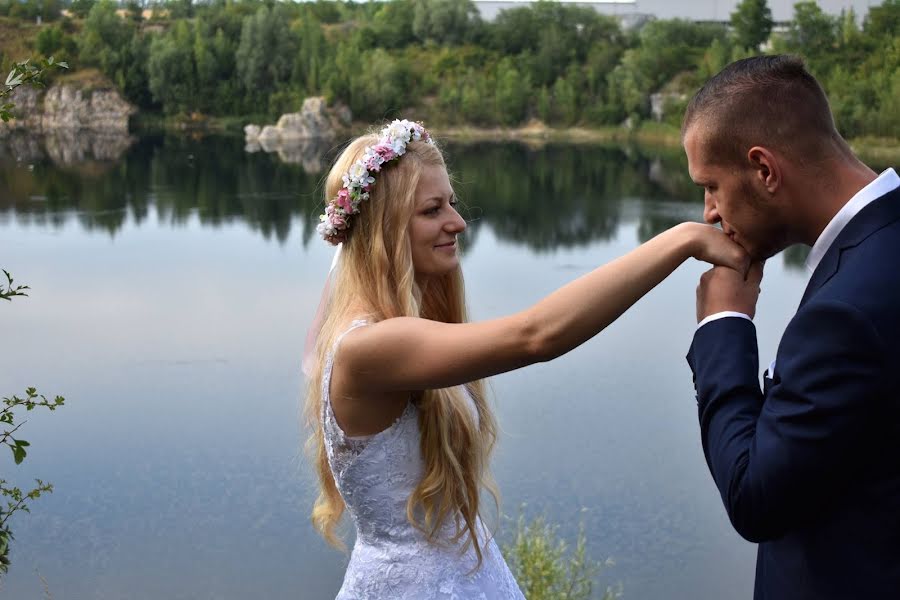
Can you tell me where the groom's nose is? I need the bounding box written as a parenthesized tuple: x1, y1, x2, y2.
(704, 194, 720, 225)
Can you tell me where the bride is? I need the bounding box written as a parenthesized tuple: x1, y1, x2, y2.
(304, 120, 746, 598)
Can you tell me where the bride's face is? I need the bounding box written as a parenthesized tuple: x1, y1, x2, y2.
(407, 165, 466, 280)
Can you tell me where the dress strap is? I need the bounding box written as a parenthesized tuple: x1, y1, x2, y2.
(321, 318, 372, 472)
(331, 319, 369, 354)
(321, 319, 369, 430)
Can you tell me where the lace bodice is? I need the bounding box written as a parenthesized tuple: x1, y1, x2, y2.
(322, 320, 524, 599)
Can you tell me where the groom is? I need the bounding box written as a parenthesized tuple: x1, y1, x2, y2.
(683, 55, 900, 599)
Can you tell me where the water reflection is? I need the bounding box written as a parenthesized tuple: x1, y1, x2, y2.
(246, 135, 337, 174)
(0, 130, 135, 166)
(0, 133, 813, 269)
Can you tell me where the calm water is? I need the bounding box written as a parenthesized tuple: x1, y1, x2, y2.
(1, 132, 817, 599)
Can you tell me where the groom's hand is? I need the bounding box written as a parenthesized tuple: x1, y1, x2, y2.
(696, 262, 764, 322)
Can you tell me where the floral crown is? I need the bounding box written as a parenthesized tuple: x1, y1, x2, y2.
(317, 119, 434, 245)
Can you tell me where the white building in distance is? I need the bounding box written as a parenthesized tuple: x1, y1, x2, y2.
(471, 0, 884, 24)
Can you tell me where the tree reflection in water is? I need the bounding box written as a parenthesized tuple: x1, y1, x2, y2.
(0, 132, 810, 270)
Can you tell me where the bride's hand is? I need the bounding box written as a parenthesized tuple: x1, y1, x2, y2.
(682, 223, 750, 276)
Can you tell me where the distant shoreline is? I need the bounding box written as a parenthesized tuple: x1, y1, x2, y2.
(430, 123, 899, 166)
(102, 113, 900, 167)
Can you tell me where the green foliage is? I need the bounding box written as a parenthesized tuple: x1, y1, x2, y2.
(0, 281, 66, 577)
(1, 0, 895, 137)
(412, 0, 481, 45)
(77, 0, 137, 88)
(0, 270, 29, 300)
(69, 0, 97, 19)
(865, 0, 900, 39)
(730, 0, 773, 51)
(148, 20, 196, 114)
(502, 512, 621, 600)
(782, 1, 838, 59)
(495, 57, 530, 125)
(235, 4, 296, 110)
(5, 0, 61, 21)
(2, 56, 69, 122)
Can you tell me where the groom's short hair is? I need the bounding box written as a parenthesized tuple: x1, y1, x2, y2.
(682, 55, 852, 168)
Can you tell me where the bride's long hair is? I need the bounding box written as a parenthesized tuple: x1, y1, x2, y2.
(304, 133, 500, 567)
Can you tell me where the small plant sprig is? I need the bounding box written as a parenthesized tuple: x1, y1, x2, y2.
(0, 479, 54, 575)
(0, 389, 65, 576)
(503, 509, 622, 600)
(2, 388, 66, 465)
(0, 272, 66, 577)
(0, 270, 30, 301)
(2, 57, 69, 123)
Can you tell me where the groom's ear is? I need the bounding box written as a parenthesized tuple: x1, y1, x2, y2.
(746, 146, 780, 195)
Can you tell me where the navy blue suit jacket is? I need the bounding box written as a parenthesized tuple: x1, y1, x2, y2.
(687, 184, 900, 600)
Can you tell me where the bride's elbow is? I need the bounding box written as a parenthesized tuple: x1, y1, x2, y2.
(520, 317, 558, 364)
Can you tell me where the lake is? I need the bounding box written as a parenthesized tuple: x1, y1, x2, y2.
(1, 131, 820, 599)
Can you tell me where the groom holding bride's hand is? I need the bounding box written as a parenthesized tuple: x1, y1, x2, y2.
(683, 55, 900, 600)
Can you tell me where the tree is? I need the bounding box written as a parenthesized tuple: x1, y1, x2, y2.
(730, 0, 773, 51)
(235, 4, 297, 108)
(69, 0, 97, 19)
(78, 0, 138, 83)
(147, 21, 196, 114)
(494, 57, 530, 125)
(552, 75, 578, 125)
(784, 1, 837, 60)
(412, 0, 481, 45)
(863, 0, 900, 40)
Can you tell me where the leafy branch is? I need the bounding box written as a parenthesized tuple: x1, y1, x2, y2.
(1, 56, 69, 123)
(1, 389, 65, 464)
(0, 480, 54, 574)
(0, 270, 30, 301)
(0, 274, 66, 578)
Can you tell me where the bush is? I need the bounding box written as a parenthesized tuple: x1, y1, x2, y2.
(502, 510, 622, 600)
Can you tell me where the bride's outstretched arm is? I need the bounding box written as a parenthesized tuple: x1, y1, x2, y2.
(339, 222, 748, 393)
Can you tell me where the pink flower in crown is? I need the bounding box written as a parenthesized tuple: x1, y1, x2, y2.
(336, 188, 352, 212)
(366, 155, 383, 172)
(330, 213, 347, 229)
(373, 143, 397, 162)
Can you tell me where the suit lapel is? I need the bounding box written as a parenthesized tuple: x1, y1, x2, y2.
(799, 186, 900, 307)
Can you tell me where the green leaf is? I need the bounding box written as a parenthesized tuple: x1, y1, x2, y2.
(5, 72, 23, 88)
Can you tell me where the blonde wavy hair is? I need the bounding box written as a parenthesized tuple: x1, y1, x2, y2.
(305, 133, 500, 568)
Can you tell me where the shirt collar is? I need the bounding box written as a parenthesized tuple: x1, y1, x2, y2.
(805, 168, 900, 274)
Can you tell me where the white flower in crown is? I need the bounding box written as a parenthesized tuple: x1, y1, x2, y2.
(386, 120, 412, 144)
(348, 162, 373, 187)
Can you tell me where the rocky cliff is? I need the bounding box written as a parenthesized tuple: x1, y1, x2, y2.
(244, 96, 352, 172)
(1, 83, 135, 133)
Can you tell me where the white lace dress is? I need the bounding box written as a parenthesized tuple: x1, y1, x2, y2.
(322, 320, 525, 599)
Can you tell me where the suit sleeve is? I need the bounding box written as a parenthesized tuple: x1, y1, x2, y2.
(687, 300, 888, 543)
